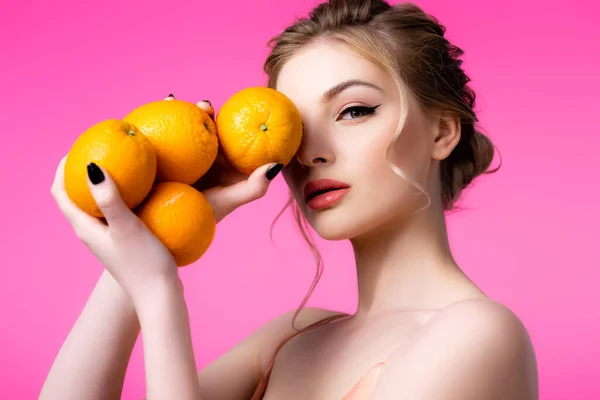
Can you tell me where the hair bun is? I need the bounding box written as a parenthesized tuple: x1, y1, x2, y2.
(441, 127, 498, 209)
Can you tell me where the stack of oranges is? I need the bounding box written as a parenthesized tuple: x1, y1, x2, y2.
(64, 88, 303, 266)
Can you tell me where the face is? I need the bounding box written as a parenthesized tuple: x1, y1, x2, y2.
(275, 39, 448, 241)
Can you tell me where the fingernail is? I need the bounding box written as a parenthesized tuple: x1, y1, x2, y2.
(87, 163, 105, 185)
(201, 99, 212, 106)
(266, 164, 283, 181)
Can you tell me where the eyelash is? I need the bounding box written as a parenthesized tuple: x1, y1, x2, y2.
(336, 104, 381, 121)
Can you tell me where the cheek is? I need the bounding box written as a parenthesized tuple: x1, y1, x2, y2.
(349, 117, 402, 179)
(359, 139, 394, 179)
(386, 126, 432, 185)
(354, 126, 431, 211)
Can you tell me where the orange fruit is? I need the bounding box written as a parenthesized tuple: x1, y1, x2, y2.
(65, 119, 157, 218)
(124, 97, 219, 185)
(216, 87, 303, 175)
(136, 182, 216, 267)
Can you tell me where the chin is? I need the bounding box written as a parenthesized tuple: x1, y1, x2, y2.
(310, 220, 357, 241)
(303, 198, 410, 242)
(303, 206, 373, 241)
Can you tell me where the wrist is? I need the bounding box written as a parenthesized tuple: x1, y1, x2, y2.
(129, 273, 184, 315)
(98, 270, 136, 310)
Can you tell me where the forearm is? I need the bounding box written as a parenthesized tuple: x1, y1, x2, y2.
(40, 270, 140, 400)
(136, 278, 202, 400)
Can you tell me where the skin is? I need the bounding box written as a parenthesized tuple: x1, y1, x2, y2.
(40, 40, 538, 400)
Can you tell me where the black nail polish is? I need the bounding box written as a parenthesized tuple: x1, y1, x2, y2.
(266, 164, 284, 181)
(201, 99, 212, 106)
(87, 163, 105, 185)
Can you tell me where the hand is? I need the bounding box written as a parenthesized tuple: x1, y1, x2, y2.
(51, 157, 179, 304)
(193, 100, 283, 222)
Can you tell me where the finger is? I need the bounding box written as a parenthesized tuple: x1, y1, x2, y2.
(165, 94, 214, 119)
(51, 156, 106, 235)
(196, 100, 214, 119)
(51, 155, 69, 192)
(203, 163, 283, 222)
(86, 163, 137, 228)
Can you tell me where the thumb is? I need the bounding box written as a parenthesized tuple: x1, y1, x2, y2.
(86, 163, 135, 226)
(205, 163, 283, 222)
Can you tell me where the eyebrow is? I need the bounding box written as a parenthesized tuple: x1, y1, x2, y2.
(320, 79, 383, 103)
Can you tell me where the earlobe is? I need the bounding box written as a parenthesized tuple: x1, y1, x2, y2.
(432, 113, 461, 161)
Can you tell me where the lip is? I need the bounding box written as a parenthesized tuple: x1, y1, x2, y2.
(303, 178, 351, 210)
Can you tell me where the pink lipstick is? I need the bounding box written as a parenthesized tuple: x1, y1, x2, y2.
(304, 179, 351, 210)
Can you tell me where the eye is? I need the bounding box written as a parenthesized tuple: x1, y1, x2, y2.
(337, 104, 381, 121)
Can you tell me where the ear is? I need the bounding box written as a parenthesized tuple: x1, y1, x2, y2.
(431, 111, 461, 161)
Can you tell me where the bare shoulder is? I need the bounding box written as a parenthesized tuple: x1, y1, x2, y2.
(196, 307, 343, 399)
(424, 298, 539, 384)
(266, 307, 347, 332)
(427, 298, 531, 342)
(255, 307, 347, 370)
(373, 298, 539, 400)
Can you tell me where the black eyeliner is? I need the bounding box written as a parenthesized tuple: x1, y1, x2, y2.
(337, 104, 381, 120)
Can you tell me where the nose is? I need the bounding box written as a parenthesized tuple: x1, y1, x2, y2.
(295, 154, 328, 169)
(295, 137, 335, 169)
(296, 146, 334, 169)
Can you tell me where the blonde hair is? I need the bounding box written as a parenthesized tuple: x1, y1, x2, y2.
(265, 0, 499, 330)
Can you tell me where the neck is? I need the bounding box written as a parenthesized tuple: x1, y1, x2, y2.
(350, 201, 474, 319)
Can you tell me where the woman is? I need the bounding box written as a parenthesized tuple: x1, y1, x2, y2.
(40, 0, 538, 399)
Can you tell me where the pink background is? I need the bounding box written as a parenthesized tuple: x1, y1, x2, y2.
(1, 0, 599, 399)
